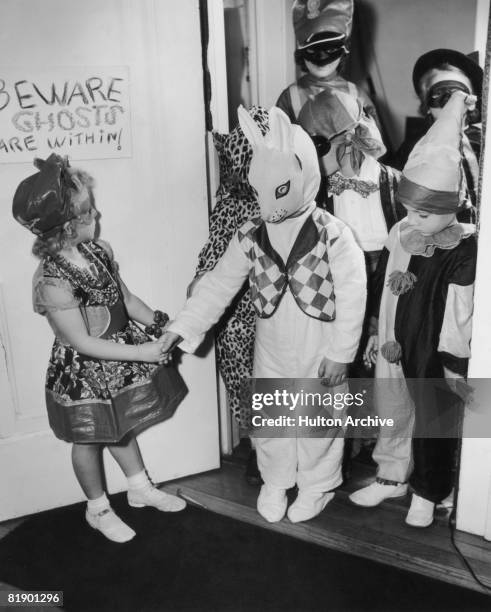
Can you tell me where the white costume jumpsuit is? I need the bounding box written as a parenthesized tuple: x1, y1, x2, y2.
(168, 111, 366, 497)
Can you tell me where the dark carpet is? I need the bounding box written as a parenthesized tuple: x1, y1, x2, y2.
(0, 494, 490, 612)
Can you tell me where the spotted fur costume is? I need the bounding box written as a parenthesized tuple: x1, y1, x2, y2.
(195, 107, 269, 427)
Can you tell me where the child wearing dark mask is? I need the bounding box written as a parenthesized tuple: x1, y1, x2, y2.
(277, 1, 378, 210)
(276, 0, 377, 127)
(391, 48, 482, 216)
(298, 88, 404, 357)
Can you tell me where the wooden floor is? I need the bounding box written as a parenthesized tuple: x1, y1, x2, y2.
(162, 459, 491, 596)
(1, 457, 490, 602)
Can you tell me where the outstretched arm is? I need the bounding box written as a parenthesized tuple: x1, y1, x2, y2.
(166, 230, 250, 351)
(47, 301, 162, 363)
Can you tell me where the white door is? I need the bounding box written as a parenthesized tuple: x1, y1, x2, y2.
(0, 0, 220, 520)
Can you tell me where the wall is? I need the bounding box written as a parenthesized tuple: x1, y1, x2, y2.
(248, 0, 297, 108)
(458, 11, 491, 537)
(0, 0, 220, 518)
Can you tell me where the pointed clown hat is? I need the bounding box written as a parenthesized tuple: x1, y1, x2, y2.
(293, 0, 354, 49)
(397, 90, 476, 214)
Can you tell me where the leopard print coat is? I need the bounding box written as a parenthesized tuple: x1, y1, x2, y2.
(195, 107, 269, 428)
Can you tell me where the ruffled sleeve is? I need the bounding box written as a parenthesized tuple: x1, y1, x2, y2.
(32, 265, 80, 316)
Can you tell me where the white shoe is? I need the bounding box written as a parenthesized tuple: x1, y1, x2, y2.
(405, 494, 435, 528)
(128, 486, 187, 512)
(287, 491, 335, 523)
(257, 485, 287, 523)
(86, 507, 136, 543)
(349, 481, 408, 507)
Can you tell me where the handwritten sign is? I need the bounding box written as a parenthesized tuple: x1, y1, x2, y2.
(0, 67, 131, 163)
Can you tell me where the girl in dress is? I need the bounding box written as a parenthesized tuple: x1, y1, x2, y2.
(12, 154, 187, 543)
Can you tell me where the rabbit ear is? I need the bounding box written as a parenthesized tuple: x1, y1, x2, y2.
(238, 105, 265, 150)
(267, 107, 295, 152)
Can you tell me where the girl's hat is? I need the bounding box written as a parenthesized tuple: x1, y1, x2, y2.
(397, 91, 476, 214)
(293, 0, 353, 49)
(12, 154, 78, 236)
(298, 87, 386, 171)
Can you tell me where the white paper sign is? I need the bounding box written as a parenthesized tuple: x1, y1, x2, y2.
(0, 66, 132, 163)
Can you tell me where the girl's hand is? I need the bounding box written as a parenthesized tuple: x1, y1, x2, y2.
(137, 340, 165, 363)
(363, 335, 378, 369)
(158, 331, 183, 365)
(318, 357, 348, 387)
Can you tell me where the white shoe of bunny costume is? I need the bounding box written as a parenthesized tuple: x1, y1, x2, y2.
(257, 485, 288, 523)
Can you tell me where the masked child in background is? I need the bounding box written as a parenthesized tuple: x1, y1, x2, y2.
(276, 0, 378, 210)
(277, 0, 376, 125)
(13, 155, 187, 543)
(298, 88, 404, 334)
(159, 106, 366, 524)
(349, 91, 477, 528)
(298, 88, 406, 467)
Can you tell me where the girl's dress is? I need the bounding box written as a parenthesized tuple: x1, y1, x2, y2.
(33, 240, 186, 444)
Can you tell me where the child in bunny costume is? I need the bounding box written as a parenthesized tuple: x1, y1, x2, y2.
(161, 106, 366, 523)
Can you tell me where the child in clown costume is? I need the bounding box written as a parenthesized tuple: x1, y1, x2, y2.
(349, 91, 477, 528)
(161, 106, 366, 523)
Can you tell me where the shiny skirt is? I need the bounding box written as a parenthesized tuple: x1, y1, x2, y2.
(45, 321, 187, 443)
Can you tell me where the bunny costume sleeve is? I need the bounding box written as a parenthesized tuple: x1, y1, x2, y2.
(167, 232, 250, 346)
(169, 106, 366, 378)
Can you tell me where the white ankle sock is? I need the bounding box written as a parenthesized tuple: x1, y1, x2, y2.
(87, 493, 110, 515)
(127, 469, 151, 491)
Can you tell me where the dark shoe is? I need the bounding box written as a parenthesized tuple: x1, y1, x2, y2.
(245, 450, 263, 486)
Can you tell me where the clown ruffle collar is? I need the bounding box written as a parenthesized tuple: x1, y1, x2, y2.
(400, 221, 475, 257)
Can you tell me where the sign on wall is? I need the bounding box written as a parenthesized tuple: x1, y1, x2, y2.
(0, 66, 131, 163)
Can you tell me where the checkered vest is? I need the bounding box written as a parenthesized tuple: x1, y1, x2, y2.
(237, 208, 340, 321)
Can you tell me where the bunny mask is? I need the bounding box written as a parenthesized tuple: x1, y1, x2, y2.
(238, 105, 320, 223)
